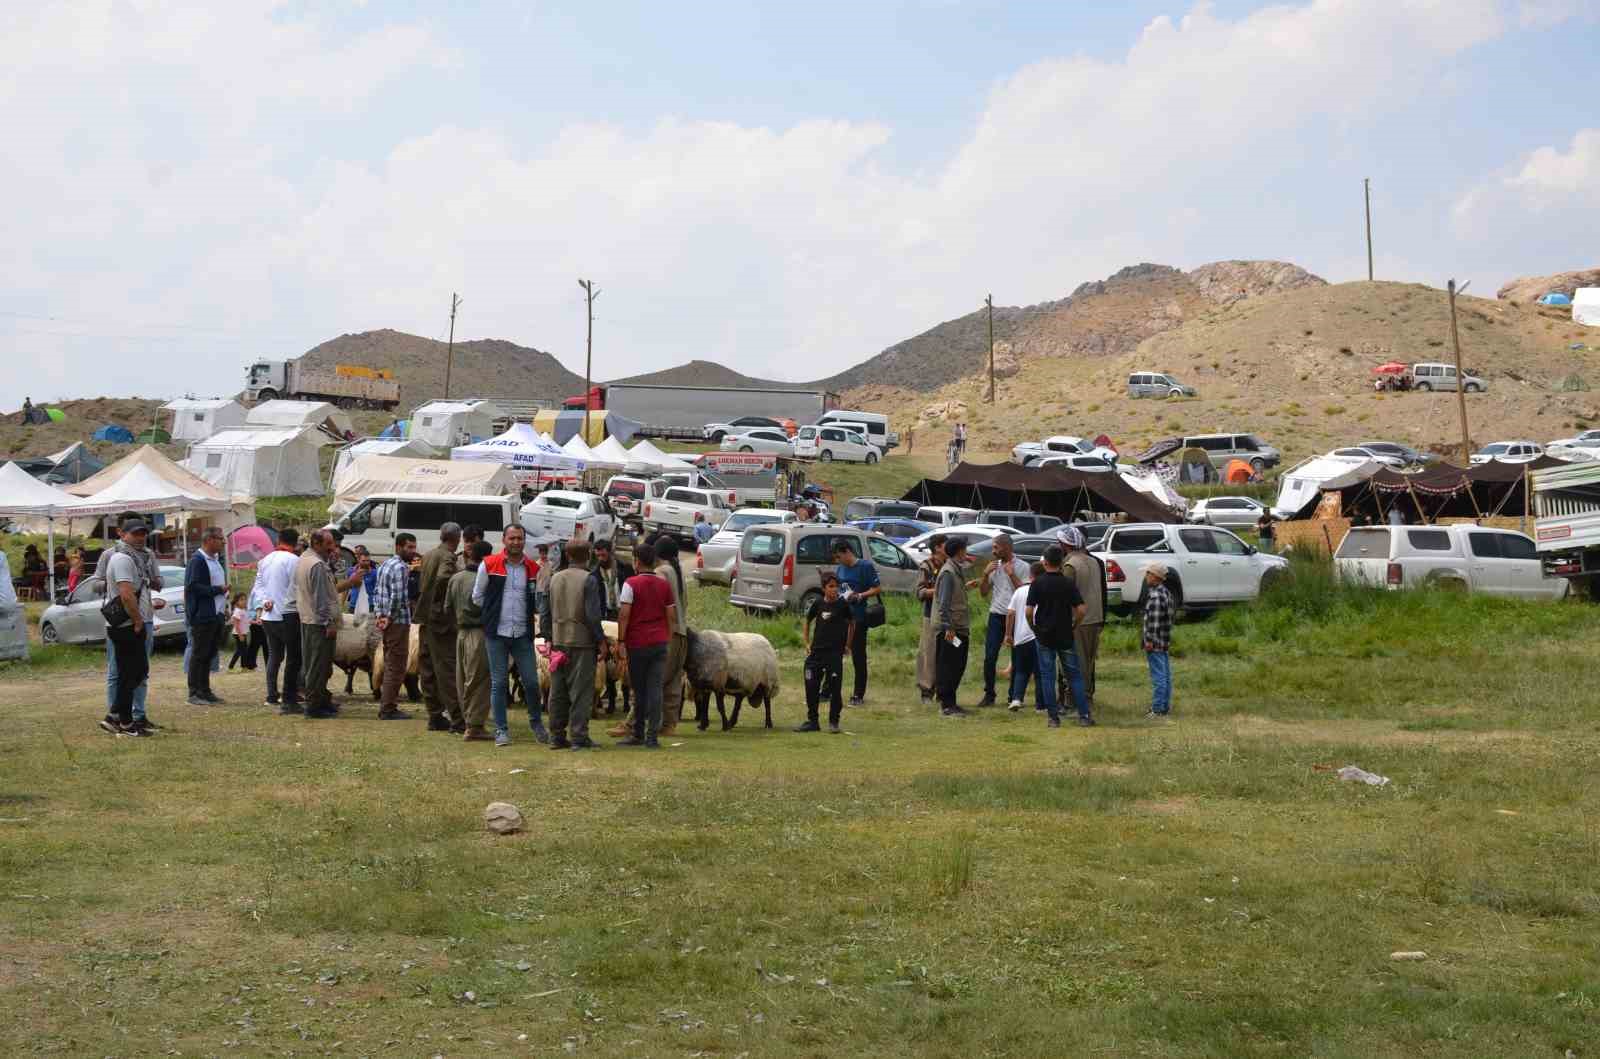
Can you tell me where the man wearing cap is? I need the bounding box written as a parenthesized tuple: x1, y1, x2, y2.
(96, 512, 166, 730)
(103, 520, 162, 735)
(1141, 563, 1175, 719)
(1058, 526, 1107, 708)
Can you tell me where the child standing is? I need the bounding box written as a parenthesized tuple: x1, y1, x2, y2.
(1142, 563, 1174, 719)
(1003, 562, 1042, 711)
(226, 593, 250, 670)
(795, 573, 853, 734)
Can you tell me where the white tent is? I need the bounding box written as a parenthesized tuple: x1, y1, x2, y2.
(246, 399, 353, 438)
(163, 398, 248, 441)
(0, 461, 90, 601)
(1273, 454, 1383, 518)
(63, 444, 256, 537)
(330, 455, 521, 517)
(561, 433, 597, 467)
(1575, 288, 1600, 327)
(452, 422, 583, 475)
(589, 436, 633, 471)
(330, 437, 439, 487)
(184, 426, 327, 496)
(626, 439, 696, 474)
(69, 462, 232, 517)
(409, 399, 503, 449)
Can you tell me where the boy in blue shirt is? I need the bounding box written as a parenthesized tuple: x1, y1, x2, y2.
(832, 540, 881, 705)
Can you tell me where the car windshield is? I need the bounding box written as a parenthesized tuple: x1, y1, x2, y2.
(1479, 443, 1510, 455)
(723, 513, 779, 533)
(537, 496, 582, 510)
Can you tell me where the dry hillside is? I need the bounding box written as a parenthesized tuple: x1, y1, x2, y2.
(300, 329, 585, 409)
(0, 397, 181, 464)
(847, 281, 1600, 467)
(1498, 266, 1600, 304)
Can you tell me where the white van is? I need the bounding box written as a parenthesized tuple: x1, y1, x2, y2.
(334, 492, 520, 560)
(816, 409, 897, 451)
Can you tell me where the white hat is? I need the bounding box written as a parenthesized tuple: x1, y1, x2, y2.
(1145, 562, 1169, 581)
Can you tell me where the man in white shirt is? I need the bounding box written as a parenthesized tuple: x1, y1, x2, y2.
(1001, 562, 1042, 711)
(252, 527, 303, 711)
(977, 533, 1028, 707)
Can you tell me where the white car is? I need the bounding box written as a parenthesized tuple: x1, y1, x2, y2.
(1471, 441, 1545, 465)
(1329, 446, 1408, 470)
(692, 508, 797, 585)
(519, 490, 618, 544)
(1335, 524, 1567, 600)
(719, 428, 795, 457)
(1013, 435, 1117, 466)
(1093, 523, 1290, 613)
(1549, 429, 1600, 451)
(1035, 454, 1115, 473)
(39, 565, 189, 646)
(902, 524, 1014, 563)
(794, 425, 882, 464)
(1188, 496, 1271, 528)
(914, 505, 980, 526)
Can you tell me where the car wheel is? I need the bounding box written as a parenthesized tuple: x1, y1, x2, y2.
(1250, 457, 1265, 473)
(820, 450, 833, 462)
(41, 622, 59, 645)
(799, 588, 822, 614)
(1465, 383, 1482, 393)
(1168, 388, 1183, 399)
(739, 445, 754, 453)
(1416, 382, 1432, 392)
(255, 388, 279, 402)
(866, 451, 878, 464)
(1259, 568, 1289, 594)
(711, 431, 726, 442)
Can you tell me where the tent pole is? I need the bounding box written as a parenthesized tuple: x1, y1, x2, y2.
(1408, 480, 1427, 524)
(47, 517, 55, 603)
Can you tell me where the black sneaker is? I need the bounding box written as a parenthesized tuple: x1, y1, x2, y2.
(978, 694, 996, 708)
(137, 716, 163, 731)
(450, 722, 466, 735)
(530, 723, 550, 745)
(204, 694, 225, 705)
(377, 708, 412, 720)
(847, 696, 864, 706)
(548, 738, 572, 750)
(305, 706, 338, 719)
(941, 706, 968, 716)
(263, 698, 280, 707)
(615, 735, 645, 747)
(99, 715, 121, 735)
(828, 723, 842, 734)
(118, 722, 152, 737)
(1077, 716, 1096, 727)
(644, 737, 661, 749)
(426, 716, 452, 732)
(186, 695, 210, 706)
(570, 737, 597, 750)
(279, 704, 305, 716)
(792, 721, 821, 733)
(1047, 717, 1061, 729)
(920, 691, 934, 704)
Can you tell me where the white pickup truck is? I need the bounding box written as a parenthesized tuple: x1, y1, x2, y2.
(1337, 524, 1567, 600)
(1092, 522, 1290, 613)
(643, 486, 733, 545)
(519, 490, 618, 544)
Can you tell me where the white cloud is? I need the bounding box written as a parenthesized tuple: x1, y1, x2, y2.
(1508, 129, 1600, 199)
(0, 0, 1586, 408)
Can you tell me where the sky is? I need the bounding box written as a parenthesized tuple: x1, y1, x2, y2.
(2, 0, 1597, 410)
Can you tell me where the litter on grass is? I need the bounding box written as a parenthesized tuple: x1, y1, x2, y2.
(1336, 765, 1390, 787)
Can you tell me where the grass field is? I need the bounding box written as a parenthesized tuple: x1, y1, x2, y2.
(3, 560, 1598, 1057)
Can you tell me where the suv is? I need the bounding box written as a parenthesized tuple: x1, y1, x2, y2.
(1093, 522, 1289, 613)
(971, 509, 1062, 535)
(1335, 525, 1566, 599)
(730, 524, 920, 613)
(1128, 371, 1198, 399)
(1181, 433, 1281, 473)
(843, 496, 920, 522)
(1412, 362, 1486, 393)
(1471, 441, 1545, 465)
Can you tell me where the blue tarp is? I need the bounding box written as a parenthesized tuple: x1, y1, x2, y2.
(92, 425, 135, 443)
(1539, 292, 1573, 306)
(379, 419, 408, 439)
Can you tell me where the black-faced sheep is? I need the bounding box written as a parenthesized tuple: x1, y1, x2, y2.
(684, 628, 780, 730)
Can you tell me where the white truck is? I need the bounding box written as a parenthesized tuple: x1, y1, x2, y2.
(246, 359, 402, 410)
(1336, 524, 1566, 600)
(519, 490, 618, 544)
(643, 486, 733, 545)
(1533, 460, 1600, 588)
(1092, 522, 1290, 614)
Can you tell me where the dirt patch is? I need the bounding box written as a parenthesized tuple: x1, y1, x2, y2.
(1136, 797, 1191, 815)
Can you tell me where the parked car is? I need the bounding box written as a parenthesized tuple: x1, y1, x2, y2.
(1412, 362, 1486, 393)
(1012, 435, 1118, 466)
(1187, 496, 1273, 528)
(1127, 371, 1198, 399)
(903, 524, 1014, 563)
(1329, 446, 1409, 470)
(641, 486, 732, 543)
(1036, 454, 1116, 473)
(693, 507, 797, 586)
(1181, 433, 1282, 473)
(1334, 524, 1567, 599)
(971, 509, 1062, 535)
(965, 532, 1060, 565)
(602, 475, 667, 521)
(704, 416, 797, 441)
(793, 425, 882, 464)
(521, 490, 618, 544)
(816, 409, 898, 451)
(719, 428, 795, 457)
(1357, 440, 1436, 467)
(1092, 523, 1290, 614)
(39, 565, 189, 646)
(730, 523, 920, 613)
(1548, 429, 1600, 451)
(338, 492, 521, 560)
(848, 517, 935, 544)
(915, 505, 980, 526)
(842, 497, 921, 522)
(1471, 440, 1545, 465)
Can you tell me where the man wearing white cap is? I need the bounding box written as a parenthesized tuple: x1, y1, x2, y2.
(1142, 563, 1175, 719)
(1057, 526, 1106, 708)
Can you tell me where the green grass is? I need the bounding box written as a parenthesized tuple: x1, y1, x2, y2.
(3, 557, 1599, 1055)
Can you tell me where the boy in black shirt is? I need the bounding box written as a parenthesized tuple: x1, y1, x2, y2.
(796, 573, 853, 733)
(1026, 545, 1090, 728)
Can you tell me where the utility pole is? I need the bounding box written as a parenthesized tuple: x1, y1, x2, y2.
(443, 292, 462, 399)
(986, 294, 995, 403)
(1364, 178, 1374, 282)
(578, 278, 600, 430)
(1447, 279, 1472, 465)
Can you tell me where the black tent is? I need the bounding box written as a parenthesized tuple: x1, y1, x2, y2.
(1324, 457, 1563, 521)
(902, 461, 1181, 524)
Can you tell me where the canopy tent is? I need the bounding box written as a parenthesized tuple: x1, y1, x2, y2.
(92, 424, 135, 444)
(61, 444, 255, 537)
(163, 397, 247, 441)
(588, 435, 633, 471)
(451, 422, 584, 477)
(0, 462, 88, 601)
(68, 462, 231, 518)
(329, 436, 439, 488)
(183, 426, 327, 497)
(902, 461, 1181, 524)
(560, 432, 597, 467)
(626, 439, 696, 474)
(1315, 456, 1566, 522)
(15, 441, 105, 485)
(330, 454, 520, 517)
(245, 399, 353, 439)
(408, 399, 503, 449)
(529, 409, 643, 446)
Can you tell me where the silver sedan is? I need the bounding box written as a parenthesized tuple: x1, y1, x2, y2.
(39, 566, 189, 645)
(719, 428, 795, 457)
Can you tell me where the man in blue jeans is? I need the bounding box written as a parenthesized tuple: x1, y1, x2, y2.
(977, 533, 1027, 707)
(471, 525, 547, 747)
(1026, 544, 1091, 728)
(1142, 563, 1175, 719)
(96, 514, 166, 731)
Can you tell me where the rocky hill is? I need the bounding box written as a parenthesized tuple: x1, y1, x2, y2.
(299, 329, 585, 408)
(1498, 267, 1600, 304)
(847, 280, 1600, 467)
(818, 260, 1324, 394)
(609, 360, 809, 389)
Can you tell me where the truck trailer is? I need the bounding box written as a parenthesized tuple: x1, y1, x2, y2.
(246, 359, 402, 410)
(1532, 460, 1600, 585)
(602, 383, 836, 436)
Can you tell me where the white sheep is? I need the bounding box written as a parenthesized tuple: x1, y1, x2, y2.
(683, 628, 781, 730)
(333, 610, 379, 697)
(370, 621, 423, 702)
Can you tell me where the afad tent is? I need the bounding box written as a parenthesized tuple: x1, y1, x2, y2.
(245, 399, 354, 439)
(92, 424, 135, 444)
(560, 433, 597, 468)
(451, 422, 583, 478)
(408, 400, 502, 449)
(330, 455, 519, 517)
(904, 462, 1180, 524)
(163, 397, 247, 442)
(330, 436, 439, 488)
(183, 426, 328, 496)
